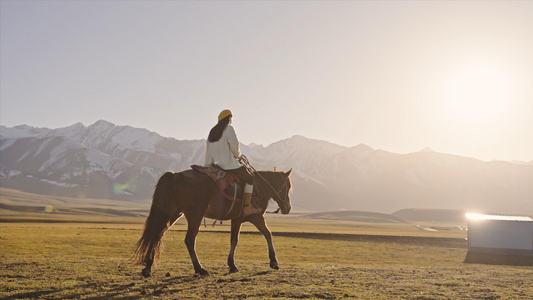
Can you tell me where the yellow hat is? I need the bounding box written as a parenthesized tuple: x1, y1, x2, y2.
(218, 109, 232, 122)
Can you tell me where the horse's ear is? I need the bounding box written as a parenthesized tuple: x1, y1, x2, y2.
(285, 168, 292, 176)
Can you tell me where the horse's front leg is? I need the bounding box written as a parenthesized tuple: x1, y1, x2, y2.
(184, 217, 209, 275)
(248, 215, 279, 270)
(227, 219, 243, 273)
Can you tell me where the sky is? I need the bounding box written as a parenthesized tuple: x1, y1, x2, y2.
(1, 1, 532, 162)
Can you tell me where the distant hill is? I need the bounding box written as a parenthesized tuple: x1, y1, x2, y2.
(0, 187, 148, 223)
(303, 211, 408, 223)
(2, 121, 533, 215)
(392, 209, 467, 223)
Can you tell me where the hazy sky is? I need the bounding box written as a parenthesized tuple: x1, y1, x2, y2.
(1, 1, 532, 162)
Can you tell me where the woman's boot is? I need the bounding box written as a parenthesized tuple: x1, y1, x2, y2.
(243, 184, 261, 216)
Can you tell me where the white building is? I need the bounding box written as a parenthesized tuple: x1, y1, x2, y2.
(466, 213, 533, 256)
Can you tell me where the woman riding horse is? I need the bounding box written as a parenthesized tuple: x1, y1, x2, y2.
(205, 109, 261, 216)
(132, 110, 292, 276)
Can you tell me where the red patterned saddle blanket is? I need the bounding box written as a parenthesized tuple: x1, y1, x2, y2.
(191, 165, 243, 202)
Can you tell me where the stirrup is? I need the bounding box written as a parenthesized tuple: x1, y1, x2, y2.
(243, 203, 261, 216)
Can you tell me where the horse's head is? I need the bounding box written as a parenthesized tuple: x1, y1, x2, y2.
(256, 169, 292, 214)
(274, 169, 292, 215)
(256, 169, 293, 215)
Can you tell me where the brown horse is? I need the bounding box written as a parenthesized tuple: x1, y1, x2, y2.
(132, 168, 292, 277)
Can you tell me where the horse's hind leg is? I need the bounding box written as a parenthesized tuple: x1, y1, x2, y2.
(142, 262, 153, 278)
(141, 212, 182, 278)
(184, 215, 209, 275)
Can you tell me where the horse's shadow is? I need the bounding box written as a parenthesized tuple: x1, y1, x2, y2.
(0, 266, 278, 300)
(253, 270, 271, 276)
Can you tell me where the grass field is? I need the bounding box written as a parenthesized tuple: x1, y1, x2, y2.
(1, 187, 532, 299)
(1, 220, 532, 300)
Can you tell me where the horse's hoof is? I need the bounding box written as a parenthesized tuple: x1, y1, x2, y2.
(229, 267, 239, 274)
(141, 268, 152, 278)
(270, 262, 279, 270)
(196, 268, 210, 276)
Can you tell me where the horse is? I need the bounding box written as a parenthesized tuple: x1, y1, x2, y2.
(132, 168, 292, 277)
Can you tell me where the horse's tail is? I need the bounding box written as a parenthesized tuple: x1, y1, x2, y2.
(132, 171, 179, 266)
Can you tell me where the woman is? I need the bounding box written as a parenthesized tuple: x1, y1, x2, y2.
(204, 109, 261, 216)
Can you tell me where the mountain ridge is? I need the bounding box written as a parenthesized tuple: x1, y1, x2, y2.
(1, 120, 532, 215)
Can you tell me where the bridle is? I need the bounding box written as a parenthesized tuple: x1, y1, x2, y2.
(239, 155, 290, 213)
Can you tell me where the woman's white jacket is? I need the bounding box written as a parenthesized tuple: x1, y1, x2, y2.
(204, 125, 242, 170)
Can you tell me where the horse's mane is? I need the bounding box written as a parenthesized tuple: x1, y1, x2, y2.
(256, 170, 290, 181)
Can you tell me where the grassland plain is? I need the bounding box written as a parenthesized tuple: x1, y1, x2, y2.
(1, 221, 532, 300)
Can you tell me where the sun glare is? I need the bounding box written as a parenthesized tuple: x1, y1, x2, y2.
(443, 64, 512, 123)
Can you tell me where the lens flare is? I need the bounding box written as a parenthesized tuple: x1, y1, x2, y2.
(113, 182, 130, 194)
(44, 205, 54, 213)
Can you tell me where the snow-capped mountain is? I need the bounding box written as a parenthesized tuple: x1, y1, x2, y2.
(0, 121, 205, 200)
(1, 121, 532, 214)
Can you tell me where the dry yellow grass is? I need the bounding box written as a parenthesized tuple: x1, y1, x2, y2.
(1, 222, 532, 299)
(1, 188, 531, 298)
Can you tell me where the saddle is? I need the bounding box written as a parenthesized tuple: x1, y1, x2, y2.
(191, 165, 243, 202)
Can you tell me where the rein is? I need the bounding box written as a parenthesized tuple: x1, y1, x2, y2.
(239, 155, 288, 214)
